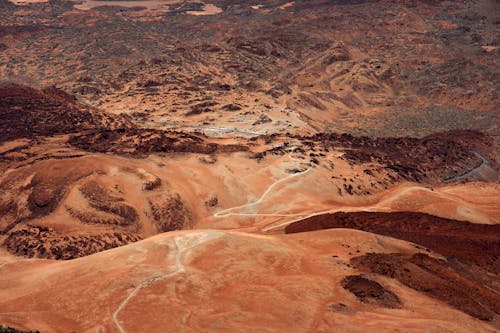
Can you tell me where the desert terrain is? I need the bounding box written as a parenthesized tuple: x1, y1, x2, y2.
(0, 0, 499, 332)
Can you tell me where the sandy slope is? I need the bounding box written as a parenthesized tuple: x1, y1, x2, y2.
(0, 229, 497, 333)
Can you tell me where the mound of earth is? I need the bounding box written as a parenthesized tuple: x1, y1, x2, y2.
(352, 252, 500, 321)
(340, 275, 402, 309)
(293, 130, 498, 183)
(3, 224, 142, 260)
(0, 84, 130, 143)
(148, 193, 193, 232)
(68, 128, 249, 155)
(0, 230, 497, 332)
(285, 211, 500, 273)
(252, 130, 499, 185)
(75, 180, 139, 227)
(0, 156, 196, 260)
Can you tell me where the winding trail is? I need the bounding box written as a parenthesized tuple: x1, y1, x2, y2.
(211, 149, 376, 231)
(213, 167, 313, 218)
(261, 182, 494, 232)
(444, 152, 491, 183)
(112, 231, 223, 333)
(213, 149, 314, 219)
(212, 149, 493, 232)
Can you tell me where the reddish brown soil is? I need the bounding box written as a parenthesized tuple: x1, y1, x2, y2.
(352, 253, 500, 321)
(3, 224, 142, 260)
(285, 211, 500, 273)
(68, 129, 249, 155)
(78, 181, 139, 226)
(71, 128, 498, 184)
(340, 275, 402, 309)
(0, 85, 130, 143)
(0, 161, 99, 233)
(148, 193, 193, 232)
(291, 131, 498, 183)
(0, 83, 249, 160)
(2, 83, 496, 185)
(0, 325, 39, 333)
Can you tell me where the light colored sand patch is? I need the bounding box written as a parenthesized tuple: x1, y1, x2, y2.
(0, 139, 30, 154)
(74, 0, 178, 11)
(481, 45, 497, 52)
(279, 1, 294, 9)
(439, 21, 458, 29)
(8, 0, 47, 5)
(187, 3, 222, 16)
